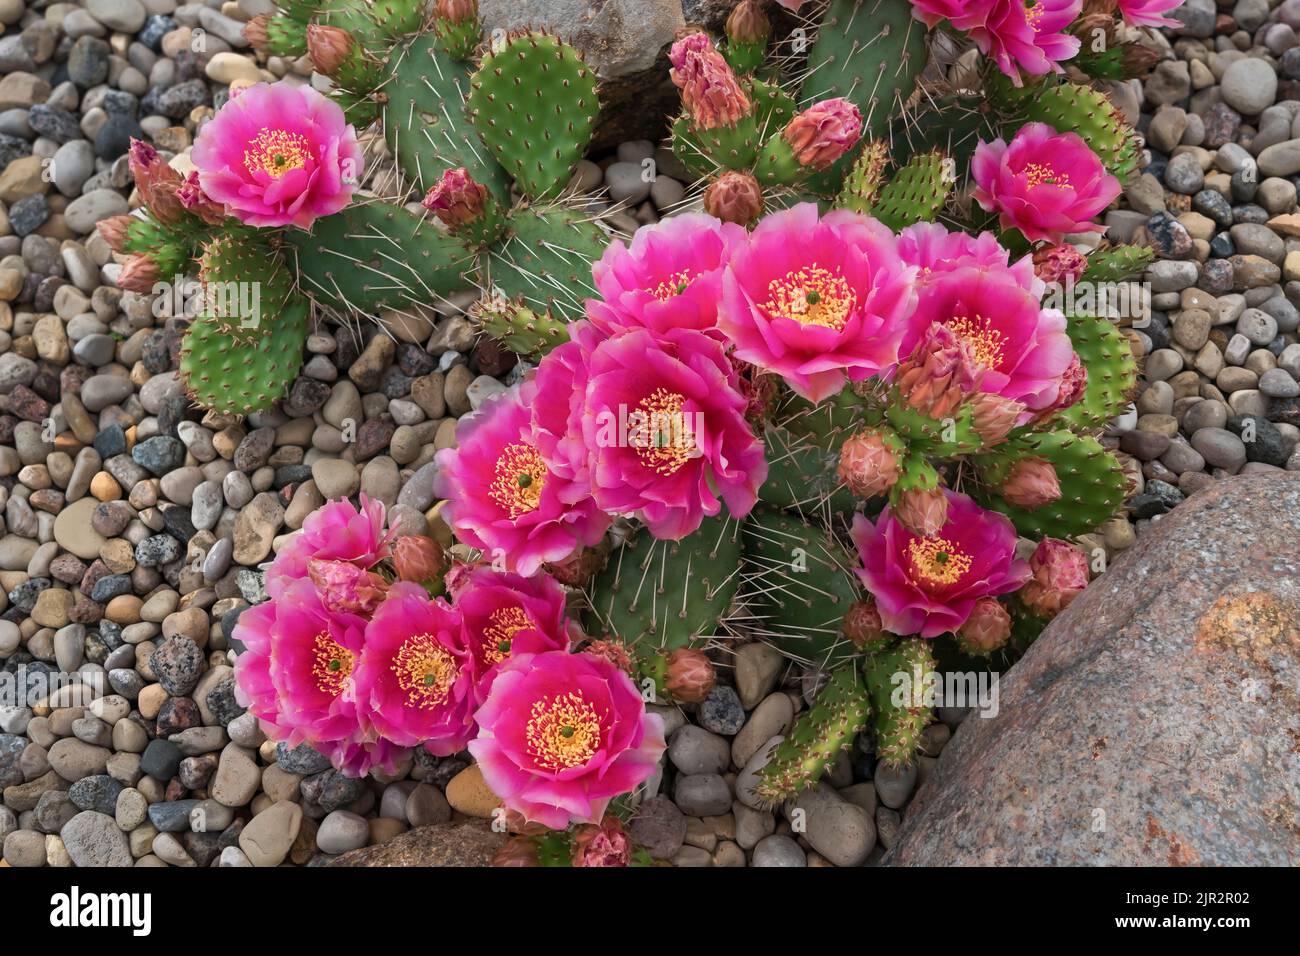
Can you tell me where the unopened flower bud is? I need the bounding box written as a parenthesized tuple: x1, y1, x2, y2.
(895, 322, 984, 420)
(307, 23, 354, 76)
(726, 0, 772, 44)
(571, 815, 632, 867)
(956, 597, 1012, 656)
(117, 255, 162, 293)
(422, 167, 489, 230)
(782, 97, 862, 171)
(670, 33, 751, 129)
(703, 170, 764, 226)
(894, 486, 948, 537)
(843, 599, 890, 650)
(244, 15, 270, 54)
(392, 535, 447, 585)
(837, 428, 902, 499)
(584, 639, 634, 675)
(128, 139, 182, 217)
(1032, 243, 1087, 286)
(663, 647, 715, 703)
(998, 457, 1061, 508)
(546, 546, 608, 587)
(490, 836, 540, 867)
(97, 215, 132, 253)
(970, 392, 1025, 446)
(1019, 538, 1089, 619)
(436, 0, 478, 23)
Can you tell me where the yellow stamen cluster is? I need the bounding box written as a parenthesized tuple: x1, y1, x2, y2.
(311, 632, 355, 697)
(244, 127, 311, 178)
(649, 269, 700, 301)
(481, 606, 533, 666)
(947, 313, 1007, 371)
(762, 266, 856, 331)
(907, 536, 973, 587)
(1025, 0, 1043, 29)
(489, 443, 548, 518)
(1023, 161, 1069, 189)
(526, 691, 604, 771)
(635, 388, 697, 476)
(392, 633, 458, 710)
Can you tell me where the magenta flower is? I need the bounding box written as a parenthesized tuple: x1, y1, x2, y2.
(454, 566, 572, 697)
(719, 203, 917, 402)
(580, 327, 768, 540)
(231, 601, 289, 741)
(265, 578, 368, 746)
(191, 81, 363, 228)
(317, 736, 413, 778)
(972, 123, 1121, 243)
(586, 213, 747, 340)
(902, 266, 1074, 418)
(468, 650, 667, 830)
(1116, 0, 1183, 28)
(529, 334, 594, 486)
(353, 582, 480, 754)
(433, 387, 610, 576)
(850, 490, 1030, 638)
(910, 0, 1080, 85)
(265, 495, 392, 600)
(306, 559, 388, 619)
(897, 221, 1037, 291)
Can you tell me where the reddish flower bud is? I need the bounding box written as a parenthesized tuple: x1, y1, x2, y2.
(584, 639, 634, 675)
(894, 322, 984, 420)
(1036, 352, 1087, 420)
(726, 0, 772, 44)
(392, 534, 448, 584)
(969, 392, 1025, 446)
(838, 428, 902, 499)
(782, 97, 862, 171)
(894, 486, 949, 537)
(177, 171, 227, 226)
(703, 170, 764, 226)
(1020, 538, 1089, 619)
(117, 255, 162, 293)
(443, 559, 476, 599)
(1032, 243, 1087, 286)
(957, 597, 1012, 655)
(128, 139, 181, 215)
(843, 599, 890, 650)
(97, 215, 131, 253)
(663, 647, 715, 703)
(422, 167, 489, 230)
(147, 179, 187, 226)
(998, 457, 1061, 508)
(545, 545, 608, 587)
(244, 15, 270, 54)
(307, 24, 354, 76)
(490, 836, 540, 867)
(571, 815, 632, 867)
(436, 0, 478, 23)
(670, 33, 751, 129)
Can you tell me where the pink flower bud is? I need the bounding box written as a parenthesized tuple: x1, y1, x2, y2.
(97, 215, 131, 253)
(998, 457, 1061, 508)
(843, 599, 890, 649)
(128, 138, 182, 218)
(838, 428, 901, 499)
(782, 98, 862, 171)
(703, 170, 764, 226)
(436, 0, 477, 23)
(422, 167, 489, 230)
(957, 597, 1012, 654)
(307, 23, 353, 76)
(392, 535, 447, 584)
(147, 179, 186, 226)
(584, 639, 634, 675)
(571, 815, 632, 867)
(117, 255, 161, 293)
(545, 546, 607, 587)
(670, 33, 751, 129)
(664, 647, 715, 703)
(307, 558, 389, 615)
(177, 171, 226, 226)
(895, 322, 984, 420)
(969, 392, 1025, 446)
(895, 486, 948, 537)
(726, 0, 771, 44)
(1020, 537, 1089, 618)
(1032, 243, 1088, 286)
(244, 15, 270, 54)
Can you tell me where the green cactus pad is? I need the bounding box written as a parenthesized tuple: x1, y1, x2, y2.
(870, 150, 951, 231)
(1055, 313, 1138, 430)
(315, 0, 388, 46)
(739, 510, 862, 666)
(889, 96, 1003, 175)
(180, 295, 310, 416)
(483, 204, 607, 321)
(885, 400, 982, 457)
(285, 200, 475, 314)
(724, 38, 767, 75)
(384, 34, 512, 200)
(973, 430, 1128, 539)
(466, 32, 599, 200)
(1082, 244, 1155, 283)
(197, 231, 293, 345)
(434, 9, 481, 61)
(1003, 81, 1142, 180)
(758, 425, 858, 520)
(864, 638, 934, 770)
(371, 0, 425, 38)
(835, 140, 889, 213)
(473, 303, 570, 360)
(752, 664, 870, 805)
(263, 15, 308, 57)
(776, 385, 877, 450)
(584, 515, 744, 652)
(671, 79, 796, 177)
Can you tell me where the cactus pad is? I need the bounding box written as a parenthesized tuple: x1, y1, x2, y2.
(671, 79, 796, 177)
(472, 301, 570, 361)
(1005, 81, 1142, 180)
(758, 426, 859, 519)
(1056, 312, 1138, 430)
(870, 150, 951, 231)
(1082, 244, 1155, 283)
(835, 139, 889, 213)
(484, 205, 607, 321)
(864, 638, 934, 770)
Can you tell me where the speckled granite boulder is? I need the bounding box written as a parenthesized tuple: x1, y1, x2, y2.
(887, 473, 1300, 866)
(327, 822, 506, 867)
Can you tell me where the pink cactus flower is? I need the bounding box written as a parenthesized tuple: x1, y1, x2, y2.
(317, 736, 413, 779)
(850, 490, 1031, 638)
(265, 495, 392, 600)
(669, 33, 751, 129)
(897, 221, 1038, 291)
(529, 329, 597, 486)
(579, 327, 768, 540)
(353, 582, 480, 754)
(586, 213, 747, 339)
(719, 203, 917, 403)
(972, 123, 1121, 243)
(782, 98, 863, 171)
(1032, 243, 1088, 286)
(176, 170, 227, 225)
(468, 650, 667, 830)
(306, 558, 389, 619)
(901, 266, 1075, 420)
(1116, 0, 1184, 28)
(433, 387, 610, 577)
(231, 601, 290, 741)
(909, 0, 1081, 85)
(1036, 351, 1088, 419)
(191, 81, 363, 228)
(453, 566, 572, 697)
(1019, 537, 1090, 617)
(421, 167, 489, 229)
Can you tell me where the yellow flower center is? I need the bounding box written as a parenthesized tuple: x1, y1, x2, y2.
(244, 128, 311, 178)
(907, 537, 973, 587)
(947, 313, 1007, 371)
(763, 265, 856, 331)
(649, 269, 700, 301)
(634, 388, 698, 477)
(1025, 0, 1043, 30)
(1023, 161, 1069, 189)
(392, 633, 458, 710)
(526, 691, 604, 771)
(489, 443, 548, 519)
(481, 606, 533, 666)
(311, 633, 355, 697)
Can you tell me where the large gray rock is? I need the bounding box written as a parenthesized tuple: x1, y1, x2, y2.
(887, 473, 1300, 866)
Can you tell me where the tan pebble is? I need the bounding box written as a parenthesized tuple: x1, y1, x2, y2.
(444, 764, 500, 819)
(425, 501, 452, 547)
(31, 588, 73, 628)
(137, 683, 168, 720)
(89, 472, 121, 501)
(368, 817, 407, 845)
(104, 594, 143, 624)
(99, 539, 135, 574)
